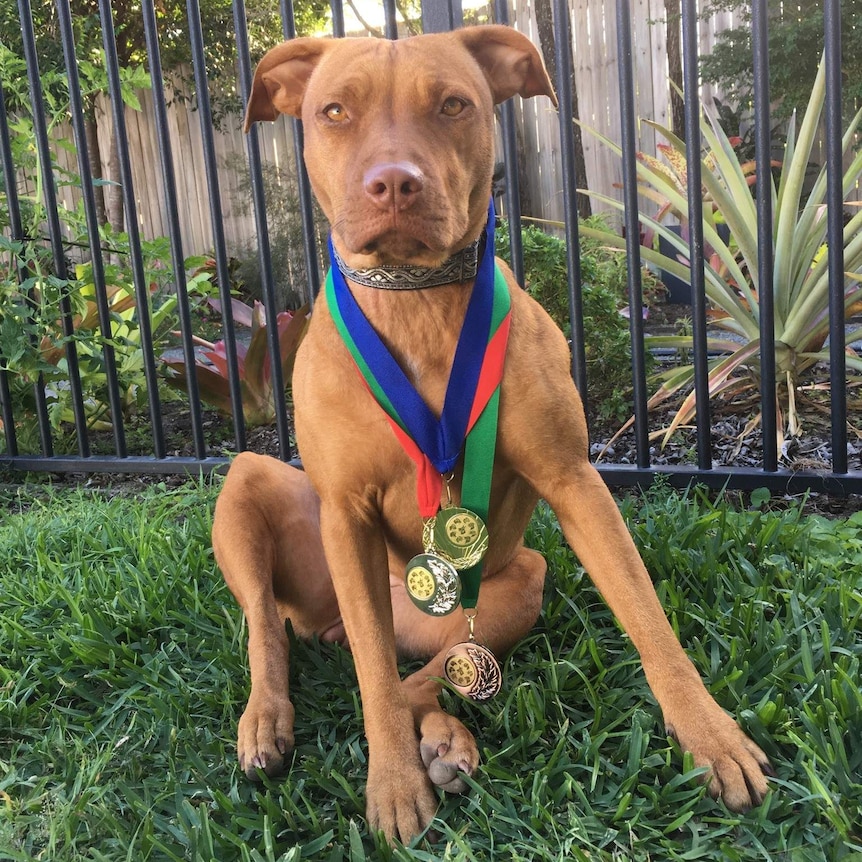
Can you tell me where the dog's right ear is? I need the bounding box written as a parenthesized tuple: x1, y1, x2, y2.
(244, 38, 333, 131)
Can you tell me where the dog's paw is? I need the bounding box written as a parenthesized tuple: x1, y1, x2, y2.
(667, 708, 773, 811)
(237, 694, 296, 780)
(366, 755, 438, 845)
(418, 711, 479, 794)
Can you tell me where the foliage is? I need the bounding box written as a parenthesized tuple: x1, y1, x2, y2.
(0, 480, 859, 859)
(0, 227, 205, 440)
(580, 56, 862, 444)
(1, 0, 329, 126)
(228, 155, 329, 310)
(161, 297, 310, 427)
(0, 39, 148, 234)
(700, 0, 862, 123)
(495, 221, 658, 423)
(0, 45, 202, 445)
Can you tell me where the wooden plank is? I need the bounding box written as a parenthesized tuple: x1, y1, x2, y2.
(633, 0, 657, 160)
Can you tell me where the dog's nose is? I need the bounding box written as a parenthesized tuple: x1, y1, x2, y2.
(364, 162, 424, 211)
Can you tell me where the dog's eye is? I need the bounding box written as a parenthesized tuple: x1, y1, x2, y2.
(324, 103, 347, 122)
(441, 97, 467, 117)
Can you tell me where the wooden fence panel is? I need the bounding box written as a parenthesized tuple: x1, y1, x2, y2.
(45, 80, 297, 264)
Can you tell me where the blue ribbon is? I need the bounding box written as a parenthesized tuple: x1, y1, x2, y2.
(327, 200, 497, 475)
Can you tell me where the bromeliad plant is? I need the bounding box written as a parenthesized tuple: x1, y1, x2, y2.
(581, 55, 862, 444)
(161, 297, 309, 426)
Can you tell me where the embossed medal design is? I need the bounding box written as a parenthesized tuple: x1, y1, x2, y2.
(404, 552, 461, 616)
(443, 612, 502, 702)
(431, 506, 488, 571)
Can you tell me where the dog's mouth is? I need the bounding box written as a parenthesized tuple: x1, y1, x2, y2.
(359, 233, 442, 263)
(341, 235, 451, 269)
(334, 210, 464, 268)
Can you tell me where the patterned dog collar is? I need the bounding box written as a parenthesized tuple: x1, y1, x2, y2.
(331, 237, 482, 289)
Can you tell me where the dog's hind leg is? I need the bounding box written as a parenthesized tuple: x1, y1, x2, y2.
(213, 452, 340, 780)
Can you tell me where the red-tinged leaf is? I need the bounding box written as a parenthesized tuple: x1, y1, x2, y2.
(244, 325, 270, 393)
(109, 297, 136, 316)
(203, 347, 230, 379)
(208, 296, 255, 328)
(251, 300, 267, 331)
(277, 305, 310, 380)
(661, 341, 761, 445)
(76, 304, 100, 331)
(162, 360, 236, 415)
(645, 335, 740, 354)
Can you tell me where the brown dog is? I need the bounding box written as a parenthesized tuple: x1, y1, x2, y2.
(213, 25, 771, 844)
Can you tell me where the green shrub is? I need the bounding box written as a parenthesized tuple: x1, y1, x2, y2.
(496, 221, 656, 424)
(0, 227, 204, 447)
(227, 155, 329, 310)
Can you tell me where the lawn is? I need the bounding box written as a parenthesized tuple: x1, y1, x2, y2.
(0, 478, 860, 861)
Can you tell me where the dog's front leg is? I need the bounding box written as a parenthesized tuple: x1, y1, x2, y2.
(500, 296, 773, 810)
(318, 499, 438, 844)
(540, 461, 773, 809)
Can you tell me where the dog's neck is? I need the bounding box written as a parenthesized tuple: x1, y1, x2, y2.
(332, 237, 482, 290)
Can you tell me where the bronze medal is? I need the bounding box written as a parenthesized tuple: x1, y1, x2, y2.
(443, 611, 501, 702)
(432, 506, 488, 571)
(404, 553, 461, 616)
(443, 641, 502, 702)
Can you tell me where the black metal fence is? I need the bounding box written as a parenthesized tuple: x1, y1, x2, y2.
(1, 0, 860, 495)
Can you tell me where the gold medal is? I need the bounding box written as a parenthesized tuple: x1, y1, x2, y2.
(404, 553, 461, 616)
(443, 612, 501, 702)
(432, 506, 488, 571)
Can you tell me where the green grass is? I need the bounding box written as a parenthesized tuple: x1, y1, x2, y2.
(0, 479, 860, 861)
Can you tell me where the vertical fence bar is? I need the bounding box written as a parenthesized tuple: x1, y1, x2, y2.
(234, 0, 292, 461)
(330, 0, 346, 37)
(493, 0, 525, 288)
(141, 0, 207, 459)
(280, 0, 322, 306)
(615, 0, 650, 468)
(1, 76, 37, 456)
(751, 0, 777, 472)
(422, 0, 463, 34)
(0, 363, 13, 456)
(680, 0, 711, 470)
(187, 0, 247, 451)
(56, 0, 128, 457)
(98, 0, 167, 459)
(552, 0, 588, 404)
(382, 0, 399, 38)
(824, 0, 847, 475)
(0, 79, 23, 456)
(18, 0, 89, 456)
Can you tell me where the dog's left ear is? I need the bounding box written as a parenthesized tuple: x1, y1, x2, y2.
(455, 25, 558, 108)
(244, 38, 335, 131)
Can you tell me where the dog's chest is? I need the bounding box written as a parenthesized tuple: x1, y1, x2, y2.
(354, 287, 471, 418)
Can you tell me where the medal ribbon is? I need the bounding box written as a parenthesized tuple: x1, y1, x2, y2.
(325, 201, 510, 609)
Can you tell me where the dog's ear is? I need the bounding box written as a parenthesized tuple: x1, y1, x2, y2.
(244, 38, 334, 131)
(455, 25, 558, 108)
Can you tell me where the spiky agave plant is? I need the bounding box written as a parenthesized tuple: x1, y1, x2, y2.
(581, 55, 862, 446)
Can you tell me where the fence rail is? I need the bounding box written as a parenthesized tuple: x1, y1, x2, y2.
(1, 0, 860, 496)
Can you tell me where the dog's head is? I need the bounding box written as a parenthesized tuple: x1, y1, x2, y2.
(245, 26, 556, 269)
